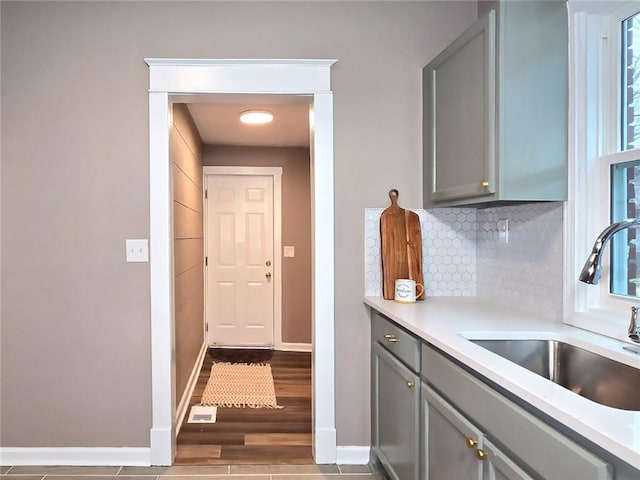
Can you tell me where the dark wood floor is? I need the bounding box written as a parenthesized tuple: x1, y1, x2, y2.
(175, 350, 313, 465)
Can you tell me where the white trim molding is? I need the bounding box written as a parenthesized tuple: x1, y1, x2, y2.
(0, 448, 151, 466)
(148, 90, 176, 466)
(146, 58, 337, 465)
(335, 446, 371, 466)
(280, 342, 312, 352)
(175, 342, 207, 434)
(146, 59, 334, 94)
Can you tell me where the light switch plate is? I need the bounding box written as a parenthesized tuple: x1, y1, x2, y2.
(126, 239, 149, 262)
(284, 246, 295, 258)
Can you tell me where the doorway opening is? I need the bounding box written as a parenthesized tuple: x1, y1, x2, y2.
(146, 59, 337, 466)
(172, 152, 311, 463)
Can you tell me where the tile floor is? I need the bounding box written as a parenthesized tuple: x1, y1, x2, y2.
(0, 464, 381, 480)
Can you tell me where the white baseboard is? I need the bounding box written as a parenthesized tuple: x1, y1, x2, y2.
(313, 427, 337, 464)
(336, 446, 371, 465)
(149, 427, 173, 466)
(279, 342, 312, 352)
(175, 342, 207, 434)
(0, 447, 151, 466)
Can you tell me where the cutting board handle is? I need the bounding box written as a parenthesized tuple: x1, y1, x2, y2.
(388, 189, 400, 208)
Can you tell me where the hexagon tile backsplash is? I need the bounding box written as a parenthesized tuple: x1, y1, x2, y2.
(365, 208, 477, 297)
(365, 202, 564, 320)
(476, 202, 564, 320)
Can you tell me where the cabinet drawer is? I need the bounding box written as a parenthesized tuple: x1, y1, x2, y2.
(422, 344, 612, 480)
(372, 311, 420, 372)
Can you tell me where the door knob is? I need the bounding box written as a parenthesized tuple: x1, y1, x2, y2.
(265, 272, 272, 279)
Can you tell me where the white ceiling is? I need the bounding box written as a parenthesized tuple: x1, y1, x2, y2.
(186, 100, 311, 148)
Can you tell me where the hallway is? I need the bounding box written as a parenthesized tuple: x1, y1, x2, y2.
(175, 351, 312, 464)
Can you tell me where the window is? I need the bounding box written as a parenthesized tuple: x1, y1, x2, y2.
(622, 12, 640, 151)
(567, 2, 640, 340)
(610, 159, 640, 296)
(610, 12, 640, 297)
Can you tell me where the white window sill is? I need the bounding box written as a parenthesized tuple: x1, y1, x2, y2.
(564, 309, 637, 344)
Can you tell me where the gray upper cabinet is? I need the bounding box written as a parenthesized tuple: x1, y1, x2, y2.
(423, 1, 568, 207)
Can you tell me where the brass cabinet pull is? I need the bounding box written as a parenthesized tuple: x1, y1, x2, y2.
(406, 381, 415, 388)
(481, 181, 490, 187)
(465, 437, 478, 448)
(475, 449, 487, 461)
(265, 272, 272, 279)
(384, 334, 398, 343)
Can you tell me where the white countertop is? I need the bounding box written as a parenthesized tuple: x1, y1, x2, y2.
(364, 296, 640, 469)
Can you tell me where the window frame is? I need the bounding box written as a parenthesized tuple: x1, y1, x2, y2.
(565, 1, 640, 341)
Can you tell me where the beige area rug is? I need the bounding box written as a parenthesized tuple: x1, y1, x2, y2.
(201, 362, 283, 409)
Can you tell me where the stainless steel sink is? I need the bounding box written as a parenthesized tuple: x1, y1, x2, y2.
(470, 339, 640, 411)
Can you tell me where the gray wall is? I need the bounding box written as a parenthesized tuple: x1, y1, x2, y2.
(172, 104, 204, 403)
(204, 145, 312, 345)
(0, 1, 477, 448)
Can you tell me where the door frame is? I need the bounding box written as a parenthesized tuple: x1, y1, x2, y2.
(146, 58, 337, 465)
(203, 166, 283, 349)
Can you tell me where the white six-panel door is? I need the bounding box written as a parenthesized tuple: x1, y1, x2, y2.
(205, 174, 274, 346)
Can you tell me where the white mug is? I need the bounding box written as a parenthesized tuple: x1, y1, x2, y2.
(394, 279, 424, 303)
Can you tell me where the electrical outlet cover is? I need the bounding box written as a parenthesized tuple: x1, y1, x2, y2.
(497, 219, 509, 243)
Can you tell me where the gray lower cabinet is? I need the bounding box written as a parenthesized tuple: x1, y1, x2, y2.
(423, 382, 533, 480)
(370, 309, 640, 480)
(422, 343, 613, 480)
(371, 312, 420, 480)
(483, 439, 535, 480)
(423, 383, 483, 479)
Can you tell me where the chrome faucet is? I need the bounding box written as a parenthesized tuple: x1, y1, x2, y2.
(579, 218, 640, 285)
(579, 219, 640, 344)
(629, 306, 640, 343)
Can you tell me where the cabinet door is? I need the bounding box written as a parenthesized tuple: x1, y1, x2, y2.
(372, 344, 420, 480)
(422, 383, 482, 480)
(483, 439, 534, 480)
(423, 10, 496, 204)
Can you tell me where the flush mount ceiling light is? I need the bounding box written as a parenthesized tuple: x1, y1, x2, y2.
(239, 109, 274, 124)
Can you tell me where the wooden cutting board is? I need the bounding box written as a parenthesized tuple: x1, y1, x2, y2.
(380, 189, 425, 300)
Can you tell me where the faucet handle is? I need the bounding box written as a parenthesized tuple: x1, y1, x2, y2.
(628, 305, 640, 343)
